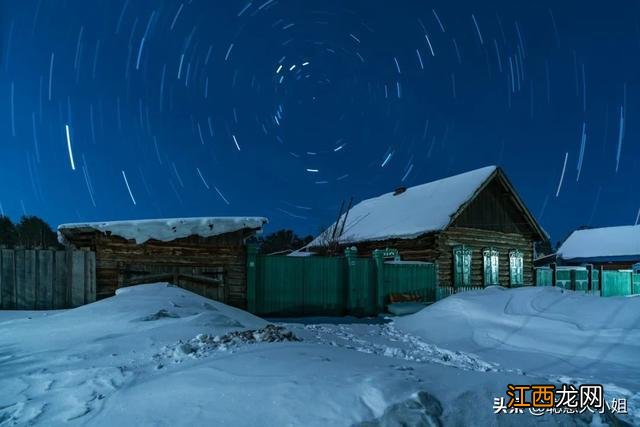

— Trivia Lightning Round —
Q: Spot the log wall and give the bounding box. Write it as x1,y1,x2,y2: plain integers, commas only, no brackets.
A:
437,227,534,286
62,230,252,309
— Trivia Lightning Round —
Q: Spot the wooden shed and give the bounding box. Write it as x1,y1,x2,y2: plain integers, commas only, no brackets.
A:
58,217,267,308
307,166,547,289
536,225,640,271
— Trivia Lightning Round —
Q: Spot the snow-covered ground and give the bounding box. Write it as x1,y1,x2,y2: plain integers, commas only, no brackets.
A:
0,284,636,426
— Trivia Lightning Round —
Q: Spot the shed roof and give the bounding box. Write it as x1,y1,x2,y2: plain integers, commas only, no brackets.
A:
557,225,640,261
307,165,545,247
58,217,268,245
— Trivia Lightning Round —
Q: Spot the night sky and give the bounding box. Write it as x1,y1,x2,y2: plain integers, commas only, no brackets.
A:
1,1,639,245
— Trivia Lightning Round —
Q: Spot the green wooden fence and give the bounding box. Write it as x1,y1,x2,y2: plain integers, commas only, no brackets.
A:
247,246,437,317
601,271,633,297
534,266,638,297
0,249,96,310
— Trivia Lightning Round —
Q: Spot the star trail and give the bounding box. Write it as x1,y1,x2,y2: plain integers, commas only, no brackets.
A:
0,0,639,244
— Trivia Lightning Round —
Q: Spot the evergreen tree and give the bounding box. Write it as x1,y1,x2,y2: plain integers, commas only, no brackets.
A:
15,216,60,249
0,216,17,248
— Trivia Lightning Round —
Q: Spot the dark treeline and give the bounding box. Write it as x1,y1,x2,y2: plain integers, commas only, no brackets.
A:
258,229,313,255
0,215,61,249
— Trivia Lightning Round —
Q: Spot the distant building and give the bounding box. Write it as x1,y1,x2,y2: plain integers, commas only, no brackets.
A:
537,225,640,270
58,217,267,308
307,166,547,287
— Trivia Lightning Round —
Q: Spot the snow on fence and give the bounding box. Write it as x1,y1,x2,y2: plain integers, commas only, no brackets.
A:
0,249,95,310
535,266,640,297
246,246,437,317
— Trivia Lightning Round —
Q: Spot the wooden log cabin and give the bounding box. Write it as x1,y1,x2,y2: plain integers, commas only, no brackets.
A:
306,166,547,289
57,217,267,308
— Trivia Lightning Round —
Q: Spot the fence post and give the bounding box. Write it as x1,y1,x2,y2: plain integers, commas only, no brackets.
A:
550,263,557,287
599,266,604,296
372,249,385,312
344,247,358,314
246,243,259,313
569,269,576,291
586,264,593,292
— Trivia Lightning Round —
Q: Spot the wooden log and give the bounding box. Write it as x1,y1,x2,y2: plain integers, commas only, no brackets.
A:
69,251,86,307
85,251,96,303
37,250,54,309
54,250,68,308
1,250,16,309
16,250,37,310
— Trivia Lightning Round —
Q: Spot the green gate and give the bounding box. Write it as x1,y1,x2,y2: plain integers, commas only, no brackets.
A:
247,245,437,317
253,255,347,316
601,271,633,297
382,261,437,303
535,267,553,286
345,255,376,316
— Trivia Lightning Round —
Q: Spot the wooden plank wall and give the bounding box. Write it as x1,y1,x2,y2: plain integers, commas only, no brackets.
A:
0,249,96,310
62,231,251,309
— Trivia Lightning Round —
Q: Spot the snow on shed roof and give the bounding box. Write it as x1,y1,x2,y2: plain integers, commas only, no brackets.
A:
557,225,640,261
308,166,498,246
58,217,268,245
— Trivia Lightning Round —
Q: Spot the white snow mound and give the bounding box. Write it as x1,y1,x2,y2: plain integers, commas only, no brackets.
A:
58,216,267,244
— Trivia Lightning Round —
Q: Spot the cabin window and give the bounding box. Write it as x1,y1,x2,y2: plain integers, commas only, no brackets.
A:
483,248,500,286
509,250,524,286
452,246,472,287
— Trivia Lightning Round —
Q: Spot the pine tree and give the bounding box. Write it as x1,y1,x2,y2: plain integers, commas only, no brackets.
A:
0,216,17,248
15,216,60,249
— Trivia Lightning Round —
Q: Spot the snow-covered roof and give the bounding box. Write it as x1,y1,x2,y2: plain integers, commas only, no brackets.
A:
308,166,498,246
287,249,317,257
557,225,640,261
58,217,268,245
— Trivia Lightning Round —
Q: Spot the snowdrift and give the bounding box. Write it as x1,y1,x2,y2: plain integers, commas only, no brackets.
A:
395,286,640,367
1,284,636,426
395,286,640,404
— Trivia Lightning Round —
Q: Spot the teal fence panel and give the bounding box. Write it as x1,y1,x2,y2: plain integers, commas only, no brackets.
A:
633,273,640,295
255,255,306,316
383,261,437,303
302,257,346,315
591,269,600,295
601,271,632,297
573,269,589,292
347,257,376,316
555,269,572,289
535,268,553,286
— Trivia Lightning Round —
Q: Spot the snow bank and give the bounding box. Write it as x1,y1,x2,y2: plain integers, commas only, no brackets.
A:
308,166,496,246
394,286,640,422
58,216,268,245
1,283,634,425
395,286,640,366
558,224,640,260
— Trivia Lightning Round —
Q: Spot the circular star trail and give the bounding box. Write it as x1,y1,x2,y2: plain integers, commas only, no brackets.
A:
0,0,639,243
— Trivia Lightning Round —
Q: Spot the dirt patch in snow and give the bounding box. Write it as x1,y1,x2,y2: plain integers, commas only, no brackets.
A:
154,324,301,366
